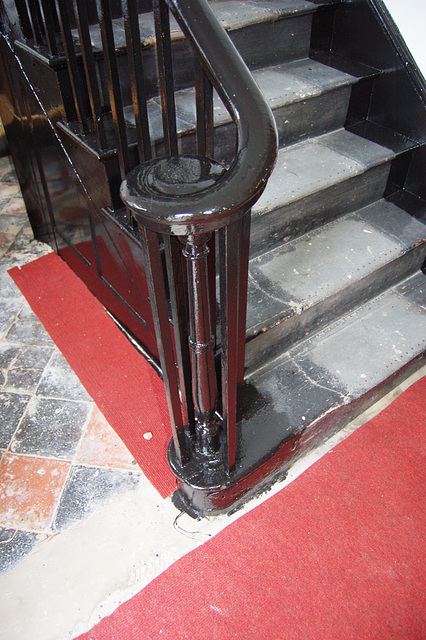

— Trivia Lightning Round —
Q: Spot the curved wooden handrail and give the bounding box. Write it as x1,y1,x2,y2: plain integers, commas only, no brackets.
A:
120,0,278,236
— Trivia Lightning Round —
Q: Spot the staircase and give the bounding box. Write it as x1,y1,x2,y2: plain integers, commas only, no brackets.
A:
0,0,425,516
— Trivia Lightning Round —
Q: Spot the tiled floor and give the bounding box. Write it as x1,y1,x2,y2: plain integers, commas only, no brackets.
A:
0,155,142,577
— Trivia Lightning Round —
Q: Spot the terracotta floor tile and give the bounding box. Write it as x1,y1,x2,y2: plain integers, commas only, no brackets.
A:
0,453,70,533
76,406,138,471
4,198,27,216
0,184,20,199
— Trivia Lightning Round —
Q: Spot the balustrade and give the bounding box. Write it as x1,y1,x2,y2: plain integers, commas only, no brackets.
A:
3,0,277,513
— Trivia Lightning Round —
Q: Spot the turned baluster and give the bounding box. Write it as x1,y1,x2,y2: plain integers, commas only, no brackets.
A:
182,233,220,458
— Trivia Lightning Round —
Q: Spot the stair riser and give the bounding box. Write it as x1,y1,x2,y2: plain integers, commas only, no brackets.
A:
161,83,354,166
229,14,312,70
275,84,352,146
245,241,426,374
250,162,391,257
94,13,314,112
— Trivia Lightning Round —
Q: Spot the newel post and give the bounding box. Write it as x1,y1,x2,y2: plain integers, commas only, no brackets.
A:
120,155,253,513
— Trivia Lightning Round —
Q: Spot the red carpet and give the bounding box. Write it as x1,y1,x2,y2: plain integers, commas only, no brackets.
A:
76,376,426,640
9,253,176,498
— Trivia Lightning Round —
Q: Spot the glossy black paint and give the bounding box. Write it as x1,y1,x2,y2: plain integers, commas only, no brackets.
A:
122,0,278,236
0,0,424,516
0,4,159,356
311,0,426,202
121,0,277,480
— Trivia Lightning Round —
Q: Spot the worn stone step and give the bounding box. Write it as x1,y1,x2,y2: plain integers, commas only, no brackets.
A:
85,0,333,60
245,198,426,373
59,56,358,180
236,271,426,483
122,57,358,149
79,0,335,114
250,128,401,256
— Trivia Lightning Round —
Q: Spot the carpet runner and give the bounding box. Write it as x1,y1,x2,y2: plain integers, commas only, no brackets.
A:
76,376,426,639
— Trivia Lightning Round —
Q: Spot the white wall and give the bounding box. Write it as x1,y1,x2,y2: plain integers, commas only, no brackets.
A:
384,0,426,77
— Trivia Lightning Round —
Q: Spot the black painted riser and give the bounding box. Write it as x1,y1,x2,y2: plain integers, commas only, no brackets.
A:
58,61,356,195
275,84,353,146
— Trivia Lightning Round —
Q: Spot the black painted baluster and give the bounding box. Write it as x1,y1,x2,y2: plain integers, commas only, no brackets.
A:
96,0,130,179
55,0,89,131
122,0,152,163
183,233,220,458
15,0,34,40
236,211,251,386
153,0,178,156
140,227,188,466
219,213,250,471
164,235,194,436
195,58,214,158
26,0,46,46
73,0,108,149
39,0,58,55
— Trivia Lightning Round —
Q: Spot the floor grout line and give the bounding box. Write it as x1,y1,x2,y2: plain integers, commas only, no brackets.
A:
0,168,143,564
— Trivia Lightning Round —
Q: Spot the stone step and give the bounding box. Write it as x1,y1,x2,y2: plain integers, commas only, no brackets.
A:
123,57,358,150
59,56,359,179
84,0,334,62
245,199,426,373
234,270,426,486
250,128,401,256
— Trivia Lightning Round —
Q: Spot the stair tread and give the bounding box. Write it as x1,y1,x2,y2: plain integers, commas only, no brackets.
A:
239,271,426,472
248,271,426,409
246,199,426,338
83,0,330,52
290,273,426,394
122,57,357,138
64,57,357,159
252,128,395,218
